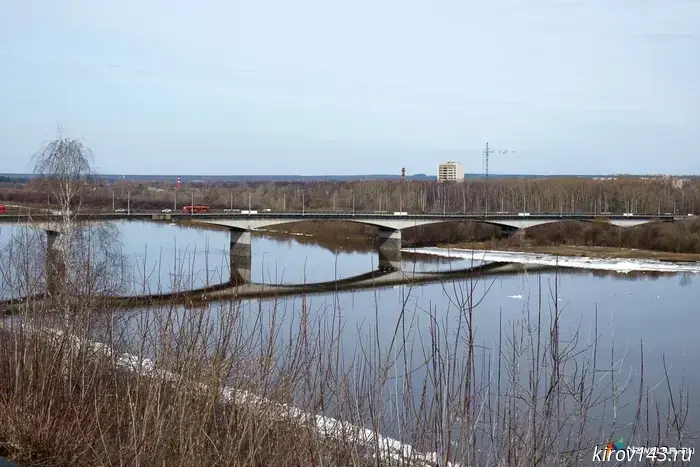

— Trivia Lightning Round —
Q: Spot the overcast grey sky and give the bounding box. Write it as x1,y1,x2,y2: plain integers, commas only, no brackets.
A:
1,0,699,175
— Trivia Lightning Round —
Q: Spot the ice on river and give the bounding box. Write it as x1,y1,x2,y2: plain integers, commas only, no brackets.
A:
403,247,700,274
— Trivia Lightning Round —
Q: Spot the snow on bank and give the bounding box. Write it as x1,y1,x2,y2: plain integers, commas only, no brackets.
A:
10,323,457,467
403,247,700,274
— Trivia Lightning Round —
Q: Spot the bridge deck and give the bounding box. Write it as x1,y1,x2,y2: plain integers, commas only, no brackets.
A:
0,211,676,232
0,210,677,222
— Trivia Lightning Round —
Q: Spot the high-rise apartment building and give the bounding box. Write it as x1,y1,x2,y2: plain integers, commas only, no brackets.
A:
437,161,464,182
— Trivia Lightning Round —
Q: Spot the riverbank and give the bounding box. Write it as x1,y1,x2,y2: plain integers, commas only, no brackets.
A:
0,321,423,467
407,246,700,274
437,243,700,262
0,323,449,467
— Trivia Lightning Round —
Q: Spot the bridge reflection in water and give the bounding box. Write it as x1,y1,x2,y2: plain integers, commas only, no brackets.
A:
106,260,556,309
1,257,687,314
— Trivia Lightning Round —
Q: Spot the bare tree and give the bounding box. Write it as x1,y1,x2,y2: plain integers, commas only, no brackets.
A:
29,130,129,305
33,131,95,225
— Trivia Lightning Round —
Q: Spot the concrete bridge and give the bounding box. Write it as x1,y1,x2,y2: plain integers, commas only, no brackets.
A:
0,210,677,232
176,211,673,231
0,211,676,296
175,212,672,285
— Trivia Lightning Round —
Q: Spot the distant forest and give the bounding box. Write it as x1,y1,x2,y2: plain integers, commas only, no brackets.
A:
2,175,699,214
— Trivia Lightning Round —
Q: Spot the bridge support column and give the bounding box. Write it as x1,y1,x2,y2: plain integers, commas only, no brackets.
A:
501,227,525,241
377,228,402,270
46,230,65,296
229,230,252,284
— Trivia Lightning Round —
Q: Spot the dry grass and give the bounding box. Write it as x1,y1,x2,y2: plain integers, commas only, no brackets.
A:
0,323,366,467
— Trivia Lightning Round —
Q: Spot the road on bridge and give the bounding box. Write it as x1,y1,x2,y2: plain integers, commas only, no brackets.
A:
0,207,680,223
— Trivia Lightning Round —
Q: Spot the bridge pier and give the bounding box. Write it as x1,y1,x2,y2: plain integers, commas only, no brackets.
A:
501,227,525,241
377,228,402,270
46,230,65,296
229,230,252,284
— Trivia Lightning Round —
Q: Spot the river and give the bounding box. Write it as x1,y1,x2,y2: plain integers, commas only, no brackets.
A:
1,220,699,455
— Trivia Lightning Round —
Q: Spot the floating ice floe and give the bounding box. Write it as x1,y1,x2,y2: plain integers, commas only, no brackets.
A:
403,248,700,274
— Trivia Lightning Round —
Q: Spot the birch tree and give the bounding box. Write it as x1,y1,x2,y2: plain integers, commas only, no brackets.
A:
32,131,129,304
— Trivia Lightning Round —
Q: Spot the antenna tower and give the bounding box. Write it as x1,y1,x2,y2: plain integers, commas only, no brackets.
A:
484,142,515,180
484,143,493,180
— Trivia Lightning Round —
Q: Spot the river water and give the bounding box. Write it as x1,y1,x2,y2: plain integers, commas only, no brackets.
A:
2,220,699,453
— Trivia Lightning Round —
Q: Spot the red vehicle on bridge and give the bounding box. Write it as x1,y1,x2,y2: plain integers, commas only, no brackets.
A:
183,205,209,214
0,205,7,214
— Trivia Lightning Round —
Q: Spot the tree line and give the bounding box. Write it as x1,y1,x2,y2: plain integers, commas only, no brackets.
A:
2,176,699,215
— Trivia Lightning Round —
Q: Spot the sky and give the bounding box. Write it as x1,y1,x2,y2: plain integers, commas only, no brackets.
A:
1,0,699,176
